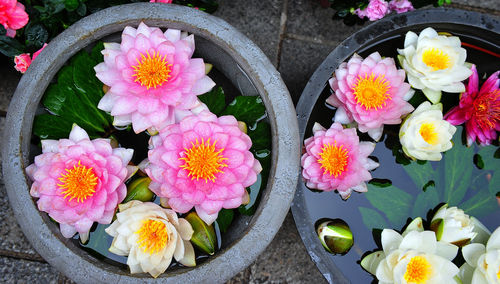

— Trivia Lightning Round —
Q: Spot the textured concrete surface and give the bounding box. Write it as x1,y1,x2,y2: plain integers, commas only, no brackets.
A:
0,0,499,283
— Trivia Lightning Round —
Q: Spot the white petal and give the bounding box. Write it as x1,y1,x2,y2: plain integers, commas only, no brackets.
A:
422,88,442,104
436,241,458,260
312,122,326,133
173,232,185,261
69,124,90,142
125,165,138,181
112,148,134,165
177,218,194,240
381,229,403,255
334,107,351,124
402,217,424,237
458,263,475,284
367,127,383,141
361,251,385,275
486,227,500,250
404,31,418,48
41,140,58,153
471,267,489,284
463,243,486,267
471,217,491,245
177,240,196,267
400,231,436,253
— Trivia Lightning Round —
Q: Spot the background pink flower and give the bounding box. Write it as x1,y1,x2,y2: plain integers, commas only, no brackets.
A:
327,52,415,140
355,0,390,21
95,22,215,133
32,43,47,60
445,65,500,146
0,0,28,37
26,125,134,242
301,122,378,200
389,0,414,13
14,53,30,73
145,111,262,225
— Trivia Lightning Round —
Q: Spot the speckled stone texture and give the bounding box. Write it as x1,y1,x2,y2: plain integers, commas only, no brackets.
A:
0,1,499,283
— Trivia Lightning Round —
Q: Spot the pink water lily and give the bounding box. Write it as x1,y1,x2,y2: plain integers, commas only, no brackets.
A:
145,111,262,225
0,0,28,37
95,22,215,134
26,125,135,242
327,52,415,140
301,122,379,200
444,65,500,146
355,0,390,21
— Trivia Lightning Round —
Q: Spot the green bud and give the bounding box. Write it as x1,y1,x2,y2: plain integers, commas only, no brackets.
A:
430,218,444,241
316,219,353,255
237,121,247,134
205,63,213,74
123,177,155,203
185,212,217,255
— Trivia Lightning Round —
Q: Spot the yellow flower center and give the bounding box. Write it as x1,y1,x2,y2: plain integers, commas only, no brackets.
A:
497,264,500,280
353,73,392,110
132,50,172,89
58,161,98,203
474,89,500,130
419,123,439,145
404,256,432,283
317,143,349,177
179,138,228,182
136,219,169,255
422,48,450,71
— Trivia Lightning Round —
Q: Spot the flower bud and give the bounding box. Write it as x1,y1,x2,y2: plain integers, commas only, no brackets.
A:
185,212,217,255
123,177,155,203
430,204,477,247
316,219,353,254
237,121,247,134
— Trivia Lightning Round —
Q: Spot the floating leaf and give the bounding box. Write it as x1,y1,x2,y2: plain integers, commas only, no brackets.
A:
442,127,474,205
248,121,271,151
222,96,266,127
403,161,435,191
239,149,271,215
359,207,388,230
489,172,500,196
411,188,439,218
198,86,225,115
477,146,500,171
33,114,73,139
215,208,234,233
460,190,497,217
368,178,392,188
365,184,412,227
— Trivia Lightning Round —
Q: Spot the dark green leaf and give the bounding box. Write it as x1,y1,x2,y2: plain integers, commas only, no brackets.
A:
76,2,87,16
198,87,225,116
90,41,104,63
365,184,412,227
477,146,500,171
33,114,73,139
473,154,484,169
422,180,435,192
442,127,474,205
248,121,271,151
368,178,392,188
222,96,266,127
359,207,388,230
0,34,24,57
42,84,66,115
411,187,439,218
44,0,65,14
64,0,79,11
460,190,497,217
215,209,234,233
402,161,434,190
25,24,49,48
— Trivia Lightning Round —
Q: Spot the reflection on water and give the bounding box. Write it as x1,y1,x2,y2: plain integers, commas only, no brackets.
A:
301,30,500,283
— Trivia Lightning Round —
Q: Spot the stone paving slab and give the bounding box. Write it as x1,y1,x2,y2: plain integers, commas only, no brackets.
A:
0,257,59,284
214,0,284,66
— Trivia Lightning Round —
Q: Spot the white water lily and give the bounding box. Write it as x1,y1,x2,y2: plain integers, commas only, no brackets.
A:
362,228,460,284
399,102,456,161
460,227,500,284
431,204,477,246
397,27,472,103
105,200,195,278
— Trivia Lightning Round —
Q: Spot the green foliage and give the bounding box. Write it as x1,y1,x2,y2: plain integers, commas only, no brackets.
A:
33,43,112,139
1,0,218,58
215,209,234,233
359,207,388,230
198,87,225,115
365,184,412,227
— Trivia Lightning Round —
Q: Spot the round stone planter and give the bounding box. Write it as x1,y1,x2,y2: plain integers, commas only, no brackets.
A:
291,8,499,283
2,3,299,283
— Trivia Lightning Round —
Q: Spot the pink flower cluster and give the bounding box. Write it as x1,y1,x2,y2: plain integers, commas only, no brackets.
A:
26,125,134,242
0,0,28,37
14,43,47,74
355,0,414,21
145,111,262,225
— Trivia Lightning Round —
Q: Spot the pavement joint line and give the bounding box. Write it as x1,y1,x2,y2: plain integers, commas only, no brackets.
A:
448,3,500,16
276,0,289,69
284,32,339,47
0,248,46,263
